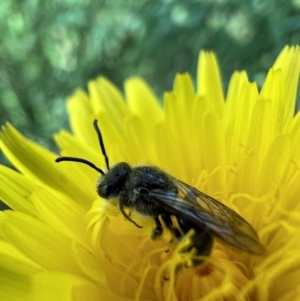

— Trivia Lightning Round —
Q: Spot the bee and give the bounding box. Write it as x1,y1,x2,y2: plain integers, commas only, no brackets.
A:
56,120,265,262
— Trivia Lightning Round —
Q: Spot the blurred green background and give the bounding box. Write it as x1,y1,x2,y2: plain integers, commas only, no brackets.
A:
1,0,300,209
1,0,300,155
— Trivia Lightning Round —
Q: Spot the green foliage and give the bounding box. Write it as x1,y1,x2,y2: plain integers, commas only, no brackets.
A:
1,0,300,150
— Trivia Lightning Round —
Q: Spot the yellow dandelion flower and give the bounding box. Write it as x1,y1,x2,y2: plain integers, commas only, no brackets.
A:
1,46,300,301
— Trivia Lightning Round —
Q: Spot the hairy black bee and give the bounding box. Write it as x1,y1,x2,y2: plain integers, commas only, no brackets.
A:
56,120,265,262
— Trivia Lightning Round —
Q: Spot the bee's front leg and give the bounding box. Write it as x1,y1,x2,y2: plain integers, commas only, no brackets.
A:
151,216,163,239
119,191,143,228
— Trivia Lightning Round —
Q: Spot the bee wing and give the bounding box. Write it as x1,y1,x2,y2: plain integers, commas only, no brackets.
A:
147,179,265,255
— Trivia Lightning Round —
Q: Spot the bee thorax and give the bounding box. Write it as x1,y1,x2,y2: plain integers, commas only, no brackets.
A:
123,188,161,216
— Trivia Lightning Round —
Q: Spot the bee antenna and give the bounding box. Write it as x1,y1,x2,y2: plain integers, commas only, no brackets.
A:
93,119,110,170
55,157,105,175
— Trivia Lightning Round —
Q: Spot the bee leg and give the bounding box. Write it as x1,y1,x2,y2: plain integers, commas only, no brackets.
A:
151,216,163,239
119,192,143,228
160,214,182,240
177,218,213,261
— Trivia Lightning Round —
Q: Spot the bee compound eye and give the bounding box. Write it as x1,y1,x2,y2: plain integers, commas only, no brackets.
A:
98,184,113,198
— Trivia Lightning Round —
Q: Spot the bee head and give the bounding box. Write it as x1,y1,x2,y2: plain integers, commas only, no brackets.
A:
55,119,125,199
96,162,131,199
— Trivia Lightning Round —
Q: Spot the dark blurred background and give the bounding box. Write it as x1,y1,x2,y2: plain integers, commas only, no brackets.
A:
1,0,300,155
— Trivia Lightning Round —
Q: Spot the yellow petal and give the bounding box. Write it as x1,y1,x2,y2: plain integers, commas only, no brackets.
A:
0,124,93,209
31,186,88,248
272,46,300,125
125,77,163,131
72,242,107,285
67,89,94,145
29,272,108,301
0,165,37,216
1,211,80,274
197,51,225,118
0,240,43,275
0,271,30,301
199,111,226,193
89,76,129,128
